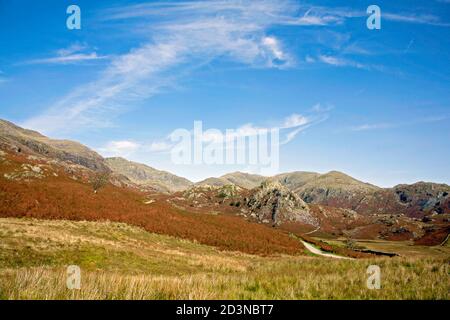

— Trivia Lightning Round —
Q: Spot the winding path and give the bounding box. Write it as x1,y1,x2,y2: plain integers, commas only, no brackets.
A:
304,225,320,235
301,240,353,260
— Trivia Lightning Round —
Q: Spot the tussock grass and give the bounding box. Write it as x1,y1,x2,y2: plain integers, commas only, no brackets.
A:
0,218,254,275
1,258,448,300
0,218,448,300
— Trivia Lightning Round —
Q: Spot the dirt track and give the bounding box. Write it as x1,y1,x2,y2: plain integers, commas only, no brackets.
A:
301,240,353,260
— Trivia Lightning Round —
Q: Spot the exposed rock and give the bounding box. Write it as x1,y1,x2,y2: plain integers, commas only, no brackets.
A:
342,209,358,219
183,184,242,203
216,184,242,199
4,163,46,181
391,182,450,216
377,215,398,226
272,170,450,218
243,180,317,226
390,226,409,234
293,171,380,211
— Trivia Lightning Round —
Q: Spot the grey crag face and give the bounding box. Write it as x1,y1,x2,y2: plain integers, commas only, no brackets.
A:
242,180,316,227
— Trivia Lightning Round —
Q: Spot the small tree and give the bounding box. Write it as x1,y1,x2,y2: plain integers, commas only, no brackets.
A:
344,236,357,250
91,172,109,194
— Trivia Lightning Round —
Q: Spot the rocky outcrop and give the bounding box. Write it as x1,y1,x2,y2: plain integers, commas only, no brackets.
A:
182,184,242,205
298,181,450,218
242,180,317,226
391,182,450,216
275,170,450,218
3,163,46,181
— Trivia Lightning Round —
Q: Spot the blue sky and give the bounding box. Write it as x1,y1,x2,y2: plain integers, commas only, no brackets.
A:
0,0,449,186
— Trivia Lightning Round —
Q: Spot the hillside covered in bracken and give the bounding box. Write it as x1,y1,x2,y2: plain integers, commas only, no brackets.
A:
0,150,303,255
1,118,449,251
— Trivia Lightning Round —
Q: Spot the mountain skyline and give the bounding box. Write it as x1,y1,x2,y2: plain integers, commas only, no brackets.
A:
2,117,449,198
2,116,449,233
1,0,449,186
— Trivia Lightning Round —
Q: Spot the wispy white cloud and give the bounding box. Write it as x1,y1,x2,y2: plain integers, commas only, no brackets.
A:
98,140,140,157
383,12,450,27
145,105,329,151
24,43,108,65
149,141,173,152
350,123,392,132
282,113,309,128
261,36,291,66
350,116,448,132
288,6,450,27
288,7,346,26
63,104,330,163
311,103,334,113
56,43,88,56
27,53,107,65
317,55,369,70
318,55,346,66
280,110,328,144
305,55,316,63
22,1,449,136
23,0,298,135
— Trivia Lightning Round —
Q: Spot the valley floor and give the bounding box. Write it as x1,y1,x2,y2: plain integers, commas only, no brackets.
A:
0,218,448,300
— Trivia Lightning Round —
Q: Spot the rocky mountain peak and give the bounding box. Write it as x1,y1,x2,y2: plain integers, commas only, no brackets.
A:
242,180,317,227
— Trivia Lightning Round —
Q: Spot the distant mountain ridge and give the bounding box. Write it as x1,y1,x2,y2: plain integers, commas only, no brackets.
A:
0,119,108,172
273,171,321,190
194,169,449,217
105,157,192,193
273,170,449,217
1,118,449,217
196,172,266,189
0,119,193,193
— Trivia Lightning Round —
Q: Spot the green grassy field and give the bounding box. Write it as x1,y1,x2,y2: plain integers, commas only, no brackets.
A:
0,218,448,300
